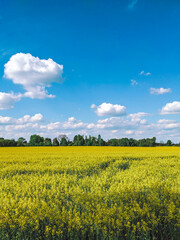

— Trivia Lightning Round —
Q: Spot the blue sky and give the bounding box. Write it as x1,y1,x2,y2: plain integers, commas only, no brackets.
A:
0,0,180,142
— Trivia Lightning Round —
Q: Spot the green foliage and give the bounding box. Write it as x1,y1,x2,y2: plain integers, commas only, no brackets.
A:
73,135,85,146
118,138,130,146
167,140,172,146
52,137,59,146
138,137,156,147
44,138,52,146
60,137,68,146
98,134,105,146
17,137,27,146
0,138,17,147
29,134,44,146
0,134,178,147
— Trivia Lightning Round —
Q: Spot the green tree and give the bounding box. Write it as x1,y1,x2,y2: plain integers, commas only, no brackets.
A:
44,138,52,146
0,138,5,147
137,138,147,147
68,141,73,146
129,138,137,146
60,137,68,146
150,137,156,147
98,134,105,146
17,137,27,146
118,138,130,146
58,135,68,144
73,135,85,146
52,137,59,146
29,135,44,146
166,140,172,146
108,138,118,146
90,136,98,146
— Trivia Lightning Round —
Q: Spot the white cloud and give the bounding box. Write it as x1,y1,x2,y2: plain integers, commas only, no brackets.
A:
62,117,87,129
40,122,61,131
4,53,63,99
5,123,39,132
0,116,14,124
157,119,176,124
139,70,151,76
161,101,180,115
157,119,180,130
0,113,43,126
40,117,87,131
87,123,96,129
125,130,133,135
91,103,126,117
23,86,55,99
0,92,22,110
1,112,180,143
90,104,96,109
131,79,138,86
127,112,149,126
112,130,118,133
31,113,43,122
95,115,148,130
0,113,45,139
150,88,171,95
128,112,150,119
17,113,43,124
68,117,76,122
139,119,147,124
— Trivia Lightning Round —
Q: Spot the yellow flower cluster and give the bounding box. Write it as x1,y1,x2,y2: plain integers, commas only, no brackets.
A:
0,146,179,239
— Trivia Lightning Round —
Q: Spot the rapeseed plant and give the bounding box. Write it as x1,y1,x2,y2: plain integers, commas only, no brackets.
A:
0,147,179,239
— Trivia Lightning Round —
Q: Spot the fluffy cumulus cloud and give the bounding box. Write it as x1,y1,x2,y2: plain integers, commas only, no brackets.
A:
23,86,55,99
40,122,61,131
4,53,63,99
157,119,180,130
160,101,180,115
91,103,126,117
95,117,127,129
62,117,87,129
0,115,14,124
150,87,171,95
0,113,43,125
40,117,87,131
94,116,148,130
0,113,44,138
1,112,180,142
0,92,22,110
16,113,43,124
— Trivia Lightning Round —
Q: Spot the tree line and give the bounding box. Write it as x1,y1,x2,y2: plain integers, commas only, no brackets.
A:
0,135,176,147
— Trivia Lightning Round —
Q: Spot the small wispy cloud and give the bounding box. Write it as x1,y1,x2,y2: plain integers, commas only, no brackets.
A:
128,0,138,9
0,49,15,59
150,88,171,95
139,70,151,76
131,79,138,86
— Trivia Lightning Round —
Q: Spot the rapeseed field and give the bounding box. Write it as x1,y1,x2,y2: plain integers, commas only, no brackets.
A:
0,147,179,239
